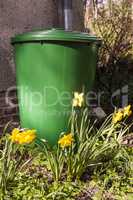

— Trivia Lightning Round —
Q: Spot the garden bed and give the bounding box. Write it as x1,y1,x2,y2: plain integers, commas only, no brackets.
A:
0,93,133,200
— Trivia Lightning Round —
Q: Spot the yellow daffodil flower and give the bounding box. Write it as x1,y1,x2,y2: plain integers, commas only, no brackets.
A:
72,92,84,107
123,105,132,117
112,110,123,124
9,128,36,144
112,104,132,124
58,133,74,148
9,128,21,143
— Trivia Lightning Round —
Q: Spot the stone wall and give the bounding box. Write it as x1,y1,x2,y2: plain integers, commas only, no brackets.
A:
0,89,19,132
0,0,58,91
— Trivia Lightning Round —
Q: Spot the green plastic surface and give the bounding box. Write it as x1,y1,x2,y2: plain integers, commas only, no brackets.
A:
12,29,101,145
11,28,101,43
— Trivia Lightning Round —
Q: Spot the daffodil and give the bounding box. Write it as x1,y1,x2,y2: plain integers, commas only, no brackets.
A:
112,110,123,124
123,105,132,117
58,133,74,148
72,92,84,107
9,128,36,144
112,105,132,124
9,128,21,143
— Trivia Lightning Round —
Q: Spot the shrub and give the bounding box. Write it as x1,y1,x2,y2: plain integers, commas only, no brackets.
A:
85,0,133,110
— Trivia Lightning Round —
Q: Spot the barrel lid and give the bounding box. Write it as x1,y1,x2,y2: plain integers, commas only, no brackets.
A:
11,28,101,44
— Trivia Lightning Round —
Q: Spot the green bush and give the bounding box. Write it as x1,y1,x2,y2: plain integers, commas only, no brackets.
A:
85,0,133,111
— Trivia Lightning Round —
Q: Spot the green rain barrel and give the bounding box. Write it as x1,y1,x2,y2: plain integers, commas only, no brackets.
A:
11,28,101,145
